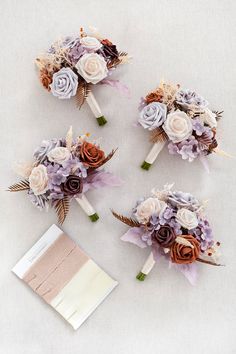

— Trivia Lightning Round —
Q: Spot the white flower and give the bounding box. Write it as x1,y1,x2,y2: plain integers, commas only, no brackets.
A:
80,36,102,51
200,108,217,128
47,147,71,165
29,165,49,196
176,208,198,230
163,111,193,143
135,197,167,224
75,53,108,84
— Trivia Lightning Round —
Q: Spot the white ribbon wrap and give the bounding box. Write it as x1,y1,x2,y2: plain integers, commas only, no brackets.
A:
75,194,95,217
141,252,156,275
86,92,102,118
145,141,166,164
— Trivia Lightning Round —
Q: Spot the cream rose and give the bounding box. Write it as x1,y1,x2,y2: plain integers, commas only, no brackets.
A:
75,53,108,84
163,111,193,143
135,197,167,224
80,36,102,51
176,208,198,230
47,147,71,165
29,165,49,196
200,108,217,128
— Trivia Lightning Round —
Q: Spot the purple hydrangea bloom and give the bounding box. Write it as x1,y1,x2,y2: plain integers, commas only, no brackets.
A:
176,89,208,109
192,119,206,136
168,136,202,162
66,37,88,64
190,218,214,251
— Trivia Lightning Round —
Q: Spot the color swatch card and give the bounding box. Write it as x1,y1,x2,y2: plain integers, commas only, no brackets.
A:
12,224,118,330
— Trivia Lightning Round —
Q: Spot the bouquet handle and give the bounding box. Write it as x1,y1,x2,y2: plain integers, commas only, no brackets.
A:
86,91,107,126
136,252,156,281
141,141,166,170
75,194,99,222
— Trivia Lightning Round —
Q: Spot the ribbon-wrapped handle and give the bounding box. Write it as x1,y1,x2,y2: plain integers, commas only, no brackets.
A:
86,92,107,126
75,194,99,222
136,252,156,281
141,141,166,170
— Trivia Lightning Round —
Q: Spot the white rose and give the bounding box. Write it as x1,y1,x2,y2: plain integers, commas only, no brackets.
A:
176,208,198,230
163,111,193,143
29,165,48,196
80,36,102,51
200,108,217,128
47,147,71,165
135,197,167,224
75,53,108,84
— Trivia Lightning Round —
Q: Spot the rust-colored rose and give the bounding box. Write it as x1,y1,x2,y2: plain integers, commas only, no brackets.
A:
62,175,83,196
80,142,105,168
145,89,163,104
152,225,176,248
170,235,200,264
40,69,52,91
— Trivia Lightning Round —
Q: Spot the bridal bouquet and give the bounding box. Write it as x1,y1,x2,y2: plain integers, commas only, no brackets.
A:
36,27,129,126
139,81,223,171
8,128,121,224
112,185,222,285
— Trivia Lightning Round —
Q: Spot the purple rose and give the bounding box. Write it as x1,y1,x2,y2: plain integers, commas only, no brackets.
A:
138,102,167,130
50,68,78,99
152,225,176,248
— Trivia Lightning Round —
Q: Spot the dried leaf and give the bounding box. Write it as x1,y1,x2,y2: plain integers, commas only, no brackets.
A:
76,81,91,109
213,110,223,121
54,196,70,224
66,126,73,150
111,210,140,228
95,149,117,168
8,180,30,192
107,57,121,69
150,127,168,143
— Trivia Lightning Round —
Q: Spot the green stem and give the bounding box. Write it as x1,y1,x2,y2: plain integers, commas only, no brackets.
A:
141,161,152,170
96,116,107,126
136,272,147,281
89,213,99,222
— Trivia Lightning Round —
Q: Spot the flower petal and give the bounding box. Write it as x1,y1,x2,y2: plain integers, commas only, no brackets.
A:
121,227,147,248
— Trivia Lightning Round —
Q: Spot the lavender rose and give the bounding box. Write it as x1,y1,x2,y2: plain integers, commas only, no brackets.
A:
50,68,78,99
34,139,59,162
62,175,83,196
138,102,167,131
152,225,176,248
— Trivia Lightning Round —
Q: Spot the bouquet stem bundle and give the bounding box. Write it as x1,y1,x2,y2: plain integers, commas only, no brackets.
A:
75,194,99,222
86,92,107,126
136,252,155,281
141,141,166,170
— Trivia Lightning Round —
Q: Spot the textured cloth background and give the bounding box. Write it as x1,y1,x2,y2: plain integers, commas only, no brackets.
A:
0,0,236,353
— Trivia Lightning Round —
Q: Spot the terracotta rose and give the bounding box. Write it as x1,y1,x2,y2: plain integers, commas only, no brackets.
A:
170,235,200,264
80,142,105,168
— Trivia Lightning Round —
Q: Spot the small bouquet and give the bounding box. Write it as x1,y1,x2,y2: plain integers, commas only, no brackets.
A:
112,184,222,285
8,127,121,224
139,81,224,171
36,27,129,126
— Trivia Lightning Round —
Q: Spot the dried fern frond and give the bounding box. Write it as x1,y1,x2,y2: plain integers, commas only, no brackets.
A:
197,257,222,266
107,57,121,69
213,110,223,121
150,127,168,143
8,180,30,192
54,196,70,224
66,126,73,150
76,81,91,108
96,149,117,168
111,210,140,227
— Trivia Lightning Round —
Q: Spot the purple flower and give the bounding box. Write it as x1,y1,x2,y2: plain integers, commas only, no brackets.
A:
176,89,208,109
168,190,200,210
192,119,206,136
168,136,202,162
66,38,88,64
190,218,214,251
